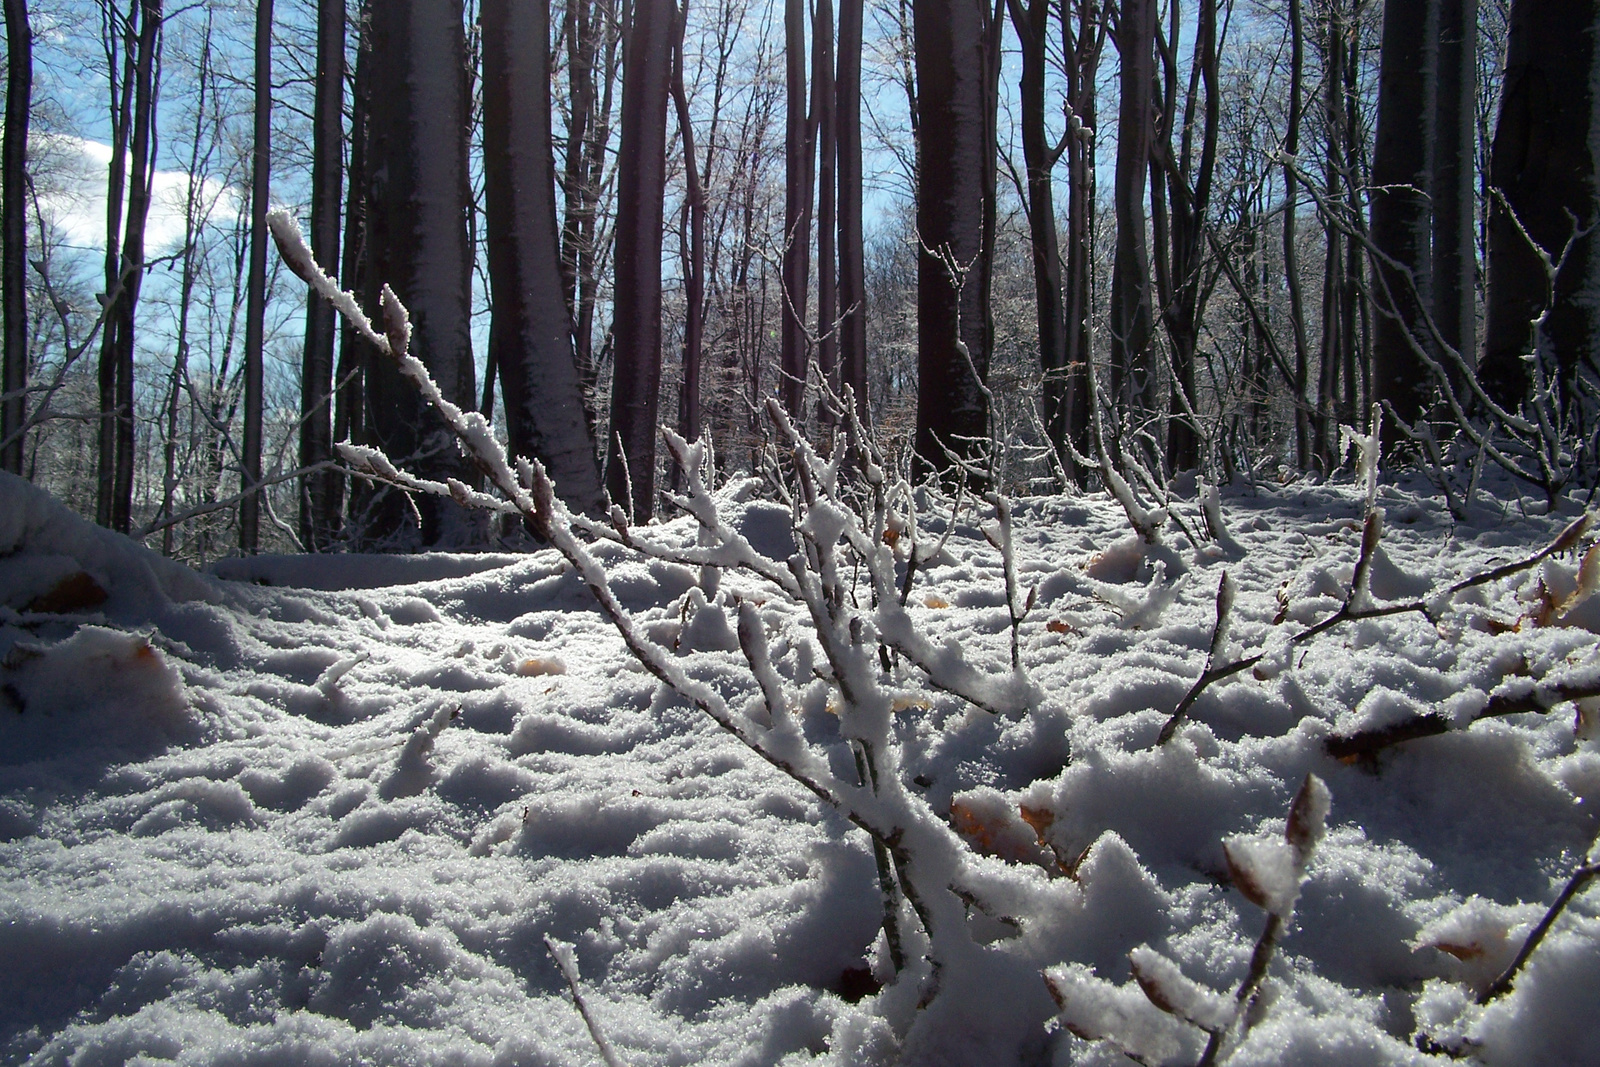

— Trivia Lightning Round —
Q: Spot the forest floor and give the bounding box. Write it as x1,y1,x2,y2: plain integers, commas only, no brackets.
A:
1,467,1597,1066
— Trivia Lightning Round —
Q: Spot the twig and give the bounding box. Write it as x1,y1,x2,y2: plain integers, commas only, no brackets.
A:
1477,849,1600,1005
544,935,630,1067
1158,514,1592,745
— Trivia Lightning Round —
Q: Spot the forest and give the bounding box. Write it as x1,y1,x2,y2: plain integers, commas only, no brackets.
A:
1,0,1592,554
3,1,1600,1066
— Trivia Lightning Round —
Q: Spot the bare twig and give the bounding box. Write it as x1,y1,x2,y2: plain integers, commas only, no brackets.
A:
1477,847,1600,1005
1159,514,1592,746
543,935,630,1067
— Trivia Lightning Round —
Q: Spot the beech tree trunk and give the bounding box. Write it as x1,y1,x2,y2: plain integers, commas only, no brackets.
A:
1109,0,1155,420
836,0,869,424
1481,0,1599,412
1,0,29,475
1061,0,1100,478
334,0,371,486
1007,0,1068,473
483,0,605,516
1148,0,1219,472
605,0,674,521
1431,0,1475,387
1369,0,1436,445
239,0,272,554
912,0,997,478
780,0,813,418
298,0,343,549
669,0,706,449
98,0,159,534
814,0,838,413
363,0,479,546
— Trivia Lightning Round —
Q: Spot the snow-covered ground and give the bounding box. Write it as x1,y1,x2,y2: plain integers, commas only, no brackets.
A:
2,466,1597,1066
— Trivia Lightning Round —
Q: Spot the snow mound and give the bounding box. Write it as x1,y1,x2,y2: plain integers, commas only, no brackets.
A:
0,471,215,614
1,625,194,763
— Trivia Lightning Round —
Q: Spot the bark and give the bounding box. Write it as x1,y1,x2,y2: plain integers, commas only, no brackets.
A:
99,0,159,534
669,0,706,448
780,0,813,418
483,0,605,516
239,0,272,555
1369,0,1436,445
605,0,674,521
1006,0,1068,472
335,0,370,476
836,0,868,424
161,16,211,557
559,0,621,431
1283,0,1312,468
363,0,478,546
1061,0,1100,478
1431,0,1475,387
96,1,135,528
1481,0,1599,411
814,0,838,412
298,0,344,549
912,0,998,478
1149,0,1218,472
1,0,30,475
1109,0,1155,421
1313,0,1353,469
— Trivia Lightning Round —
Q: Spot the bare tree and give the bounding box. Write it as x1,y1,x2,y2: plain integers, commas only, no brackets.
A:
1148,0,1221,471
1,0,29,475
97,0,161,533
1369,0,1435,446
669,0,707,451
482,0,605,516
605,0,675,520
836,0,868,424
779,0,813,418
239,0,273,554
362,0,479,545
1005,0,1069,474
1108,0,1155,422
1481,0,1599,412
912,0,999,477
298,0,344,549
1431,0,1475,392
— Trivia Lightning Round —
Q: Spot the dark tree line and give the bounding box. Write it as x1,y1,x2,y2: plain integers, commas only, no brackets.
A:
3,0,1599,554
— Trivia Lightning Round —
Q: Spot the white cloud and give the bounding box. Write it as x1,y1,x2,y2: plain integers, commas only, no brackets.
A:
30,135,245,254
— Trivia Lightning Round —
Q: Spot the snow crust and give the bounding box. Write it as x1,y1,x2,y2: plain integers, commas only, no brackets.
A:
2,470,1599,1065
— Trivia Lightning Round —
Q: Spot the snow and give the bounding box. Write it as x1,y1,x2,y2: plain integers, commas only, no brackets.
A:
3,467,1600,1066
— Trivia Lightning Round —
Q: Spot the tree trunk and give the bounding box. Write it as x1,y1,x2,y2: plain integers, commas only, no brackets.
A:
239,0,272,554
780,0,813,418
363,0,479,546
1431,0,1475,391
836,0,868,425
1006,0,1068,474
814,0,838,415
96,2,135,528
335,0,370,483
605,0,675,521
100,0,159,534
1150,0,1218,473
1481,0,1599,411
1,0,30,475
1282,0,1312,468
299,0,343,549
913,0,997,478
483,0,605,516
1369,0,1436,446
1062,0,1101,478
1109,0,1155,422
669,0,706,448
